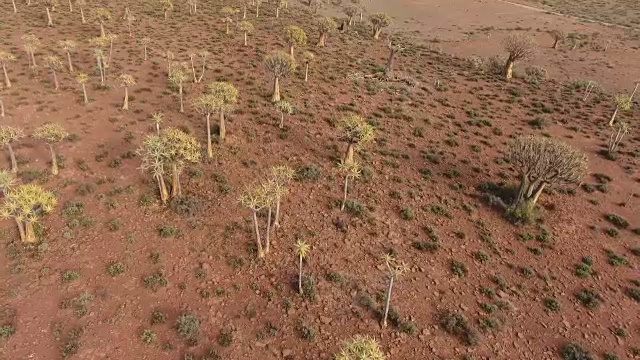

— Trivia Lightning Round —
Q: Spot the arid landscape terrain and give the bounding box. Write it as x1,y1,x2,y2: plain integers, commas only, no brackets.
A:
0,0,638,359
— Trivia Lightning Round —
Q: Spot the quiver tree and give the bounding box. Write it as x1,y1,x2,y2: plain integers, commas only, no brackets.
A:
294,239,310,294
169,62,189,113
385,41,404,77
255,0,262,17
119,74,136,110
139,134,170,203
275,101,293,129
140,37,151,61
302,51,314,82
284,25,307,58
0,184,57,243
351,0,363,21
549,30,565,49
188,0,197,15
240,185,269,258
508,136,588,215
0,52,16,88
221,7,236,34
343,5,357,26
264,51,296,102
33,123,68,175
151,112,164,134
608,122,629,155
207,82,239,143
76,0,86,23
159,0,173,20
238,21,254,46
269,165,294,228
502,34,537,80
275,0,285,18
309,0,323,13
94,7,111,37
0,126,25,173
89,36,109,85
193,94,219,157
339,113,375,162
164,50,175,75
58,39,77,72
43,55,64,91
124,11,136,37
316,17,337,47
262,182,277,254
335,335,386,360
44,0,58,26
12,0,17,13
608,84,637,126
369,12,391,39
381,254,408,328
338,159,361,210
162,128,201,198
105,33,118,65
21,34,40,69
196,51,209,82
0,170,16,196
76,72,89,104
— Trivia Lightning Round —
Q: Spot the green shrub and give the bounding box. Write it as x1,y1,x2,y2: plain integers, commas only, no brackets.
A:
560,343,593,360
575,289,602,309
439,310,479,346
604,214,629,228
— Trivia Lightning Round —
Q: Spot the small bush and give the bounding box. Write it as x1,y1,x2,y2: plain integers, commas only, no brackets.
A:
0,324,16,339
543,297,560,312
625,287,640,302
606,251,628,266
151,310,168,325
524,65,548,84
61,270,81,283
158,225,182,238
169,195,200,217
575,263,595,278
604,214,629,229
560,343,594,360
141,329,156,344
412,240,440,253
450,260,468,277
439,310,480,346
400,208,414,220
176,314,200,341
296,164,322,182
107,262,125,276
575,289,602,309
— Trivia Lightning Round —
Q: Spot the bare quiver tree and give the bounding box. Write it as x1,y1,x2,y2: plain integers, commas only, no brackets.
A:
264,52,296,102
169,62,189,113
608,83,637,127
94,7,112,37
188,0,197,15
240,185,268,258
125,10,136,37
193,94,219,157
275,101,293,129
549,30,565,49
151,112,163,134
21,35,41,69
508,136,587,219
44,0,58,26
0,126,26,173
238,21,254,46
159,0,174,20
608,122,629,156
119,74,136,110
338,159,361,210
316,17,337,47
76,0,87,23
335,335,386,360
369,12,391,40
43,55,64,90
33,123,69,175
207,82,239,143
220,6,236,34
302,51,314,82
89,37,109,85
0,52,16,88
344,6,358,26
339,113,375,162
502,34,537,80
294,239,310,294
385,41,404,77
269,165,295,228
381,254,408,328
140,37,151,61
284,25,307,58
76,73,89,104
58,40,77,72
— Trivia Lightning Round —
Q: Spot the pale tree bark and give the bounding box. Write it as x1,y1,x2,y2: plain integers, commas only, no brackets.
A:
49,144,58,175
271,76,280,102
0,100,4,118
68,0,72,12
304,63,309,82
317,33,327,47
25,221,35,243
2,65,11,88
46,7,53,26
279,111,284,128
80,7,85,23
52,70,59,90
345,143,354,162
122,87,129,110
373,28,382,39
298,254,303,294
12,0,17,13
244,32,248,46
8,144,17,172
100,22,105,37
385,46,396,76
265,206,272,253
219,109,226,142
274,196,282,228
66,51,73,72
81,83,88,104
143,45,148,61
170,164,181,197
206,113,213,157
190,55,197,83
156,174,169,203
504,59,514,80
15,218,26,242
253,210,264,258
178,83,184,113
341,174,349,210
256,3,259,17
381,275,394,327
30,51,37,68
276,7,279,18
198,57,206,82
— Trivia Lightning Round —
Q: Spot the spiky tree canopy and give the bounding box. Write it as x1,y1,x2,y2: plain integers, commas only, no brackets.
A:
220,6,236,17
0,52,16,64
239,185,269,211
159,0,174,11
0,184,57,223
338,158,361,177
94,7,112,22
343,5,358,18
549,30,565,41
317,17,337,34
294,239,311,258
508,136,588,187
370,12,391,28
302,51,315,64
275,101,293,114
140,37,151,46
264,52,296,78
0,126,25,146
33,123,68,143
270,165,295,186
89,36,110,49
169,62,190,85
193,93,220,115
59,40,78,52
21,34,41,52
285,25,307,47
119,74,136,87
339,114,375,145
43,55,64,70
614,94,633,111
139,134,169,178
76,73,88,84
162,128,201,168
207,82,239,110
334,335,386,360
0,170,16,192
503,34,537,61
238,20,254,33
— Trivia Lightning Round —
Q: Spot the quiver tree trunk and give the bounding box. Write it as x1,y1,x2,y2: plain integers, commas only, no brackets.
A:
219,109,226,142
143,45,148,61
52,70,59,90
122,87,129,110
385,47,396,76
48,143,59,175
8,144,18,173
100,22,105,37
341,174,349,210
15,218,26,242
317,32,327,47
256,4,259,17
46,7,53,26
68,0,73,12
513,174,547,208
170,164,181,197
30,51,37,68
244,31,248,46
156,174,169,203
274,195,282,228
164,10,168,20
206,113,213,157
298,254,303,294
178,83,184,113
373,27,382,39
81,83,88,104
80,7,85,23
504,57,515,80
12,0,17,13
2,65,11,88
190,56,197,83
0,100,4,117
198,59,206,82
243,5,247,18
288,44,294,57
382,275,394,327
265,206,272,253
344,142,354,162
304,62,309,82
279,112,284,128
252,210,264,258
271,76,280,102
608,106,619,127
226,22,230,34
276,7,279,18
66,51,73,72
